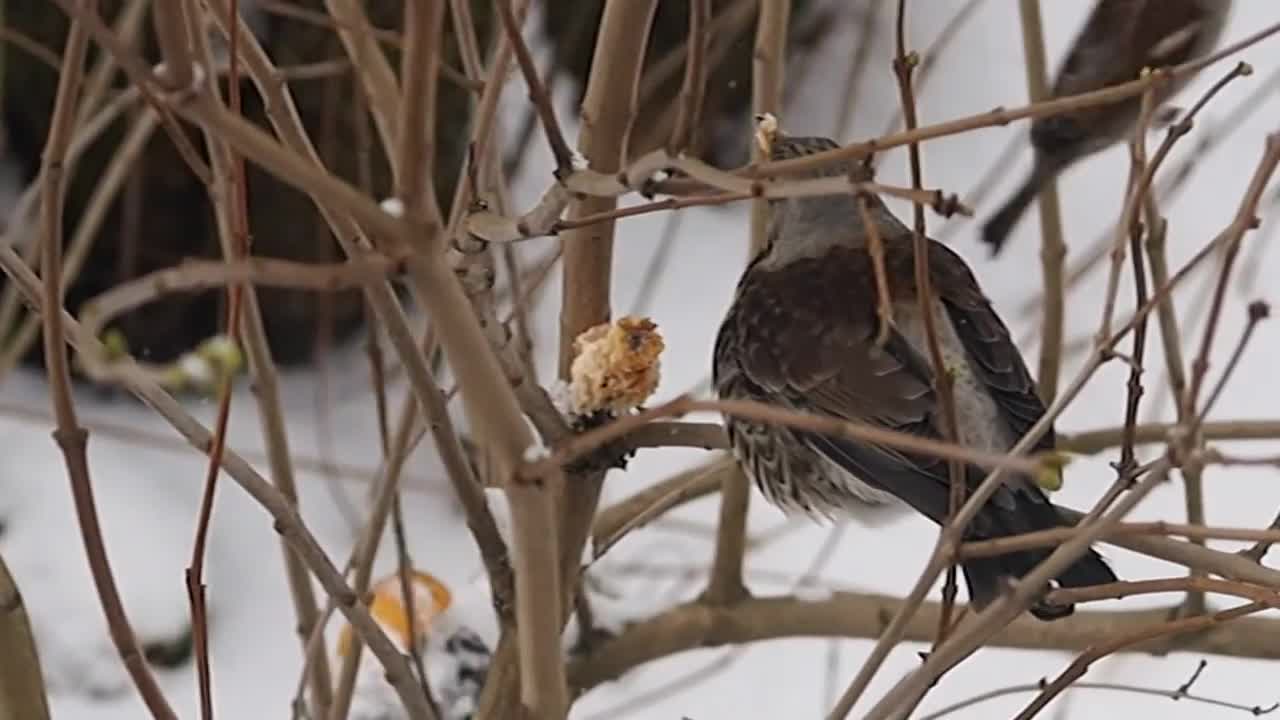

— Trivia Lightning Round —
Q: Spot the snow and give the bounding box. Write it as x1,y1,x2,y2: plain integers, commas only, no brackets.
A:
0,435,199,699
546,378,574,417
379,198,406,218
521,442,550,463
4,1,1280,718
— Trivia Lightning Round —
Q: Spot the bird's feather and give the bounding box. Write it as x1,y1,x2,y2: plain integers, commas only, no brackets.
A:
1038,0,1228,159
722,237,1061,534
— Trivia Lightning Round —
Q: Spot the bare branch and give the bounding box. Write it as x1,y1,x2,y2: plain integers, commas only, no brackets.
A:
667,0,710,155
495,0,574,174
763,22,1280,178
1016,0,1067,402
0,244,433,718
37,3,177,716
1015,602,1267,719
569,590,1280,694
0,552,51,720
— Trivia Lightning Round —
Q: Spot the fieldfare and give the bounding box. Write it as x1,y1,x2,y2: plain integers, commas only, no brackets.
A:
714,133,1117,619
981,0,1233,254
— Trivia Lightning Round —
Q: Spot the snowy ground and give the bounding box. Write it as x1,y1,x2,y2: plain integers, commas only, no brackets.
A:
3,1,1280,718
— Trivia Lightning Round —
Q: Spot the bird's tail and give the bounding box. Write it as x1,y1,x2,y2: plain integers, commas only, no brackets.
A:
980,156,1062,256
959,494,1117,622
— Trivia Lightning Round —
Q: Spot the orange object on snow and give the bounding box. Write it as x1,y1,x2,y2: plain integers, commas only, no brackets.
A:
336,569,453,657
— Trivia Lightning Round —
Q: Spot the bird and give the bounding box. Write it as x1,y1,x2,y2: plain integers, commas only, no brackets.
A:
338,569,492,720
713,131,1118,620
980,0,1234,255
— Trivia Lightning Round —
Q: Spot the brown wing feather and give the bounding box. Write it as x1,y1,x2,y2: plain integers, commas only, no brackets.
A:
731,248,935,439
1044,0,1219,154
722,237,1070,520
925,240,1056,454
1055,0,1208,96
723,246,999,528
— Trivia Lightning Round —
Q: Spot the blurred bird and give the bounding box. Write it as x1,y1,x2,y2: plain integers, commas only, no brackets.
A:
338,570,491,720
714,132,1117,619
980,0,1233,254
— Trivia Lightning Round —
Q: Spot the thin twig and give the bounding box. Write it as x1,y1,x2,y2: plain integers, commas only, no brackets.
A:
37,3,177,717
177,1,248,713
0,0,152,379
823,135,1280,715
2,243,434,716
1014,602,1268,720
888,0,965,653
0,107,159,379
203,3,339,714
1139,175,1214,614
1198,301,1271,425
856,195,895,346
920,676,1277,720
1097,62,1254,344
864,463,1173,720
1062,418,1280,454
494,0,574,175
204,7,519,646
389,0,570,713
861,124,1280,720
468,177,964,243
668,0,711,155
1242,504,1280,564
1113,97,1155,488
1045,576,1280,608
390,494,437,715
960,522,1280,559
764,22,1280,178
0,400,438,488
876,0,988,140
522,395,1043,482
328,399,422,720
1016,0,1067,403
1014,62,1280,326
1186,148,1277,418
323,0,401,166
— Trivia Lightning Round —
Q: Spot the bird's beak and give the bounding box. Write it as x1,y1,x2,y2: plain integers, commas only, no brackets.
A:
754,112,779,155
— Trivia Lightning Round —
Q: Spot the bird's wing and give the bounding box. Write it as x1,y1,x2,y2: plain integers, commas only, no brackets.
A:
1135,0,1223,68
926,240,1055,455
1055,0,1215,97
1053,0,1146,97
730,249,1014,528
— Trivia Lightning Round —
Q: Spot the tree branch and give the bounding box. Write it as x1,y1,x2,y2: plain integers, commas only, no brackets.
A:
38,3,176,716
568,590,1280,693
1016,0,1067,403
0,551,50,720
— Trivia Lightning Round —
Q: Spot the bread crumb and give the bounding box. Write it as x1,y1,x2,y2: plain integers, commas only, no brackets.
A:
569,316,665,416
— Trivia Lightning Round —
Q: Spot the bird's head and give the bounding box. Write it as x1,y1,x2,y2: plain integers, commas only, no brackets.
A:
764,131,873,182
752,126,901,267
